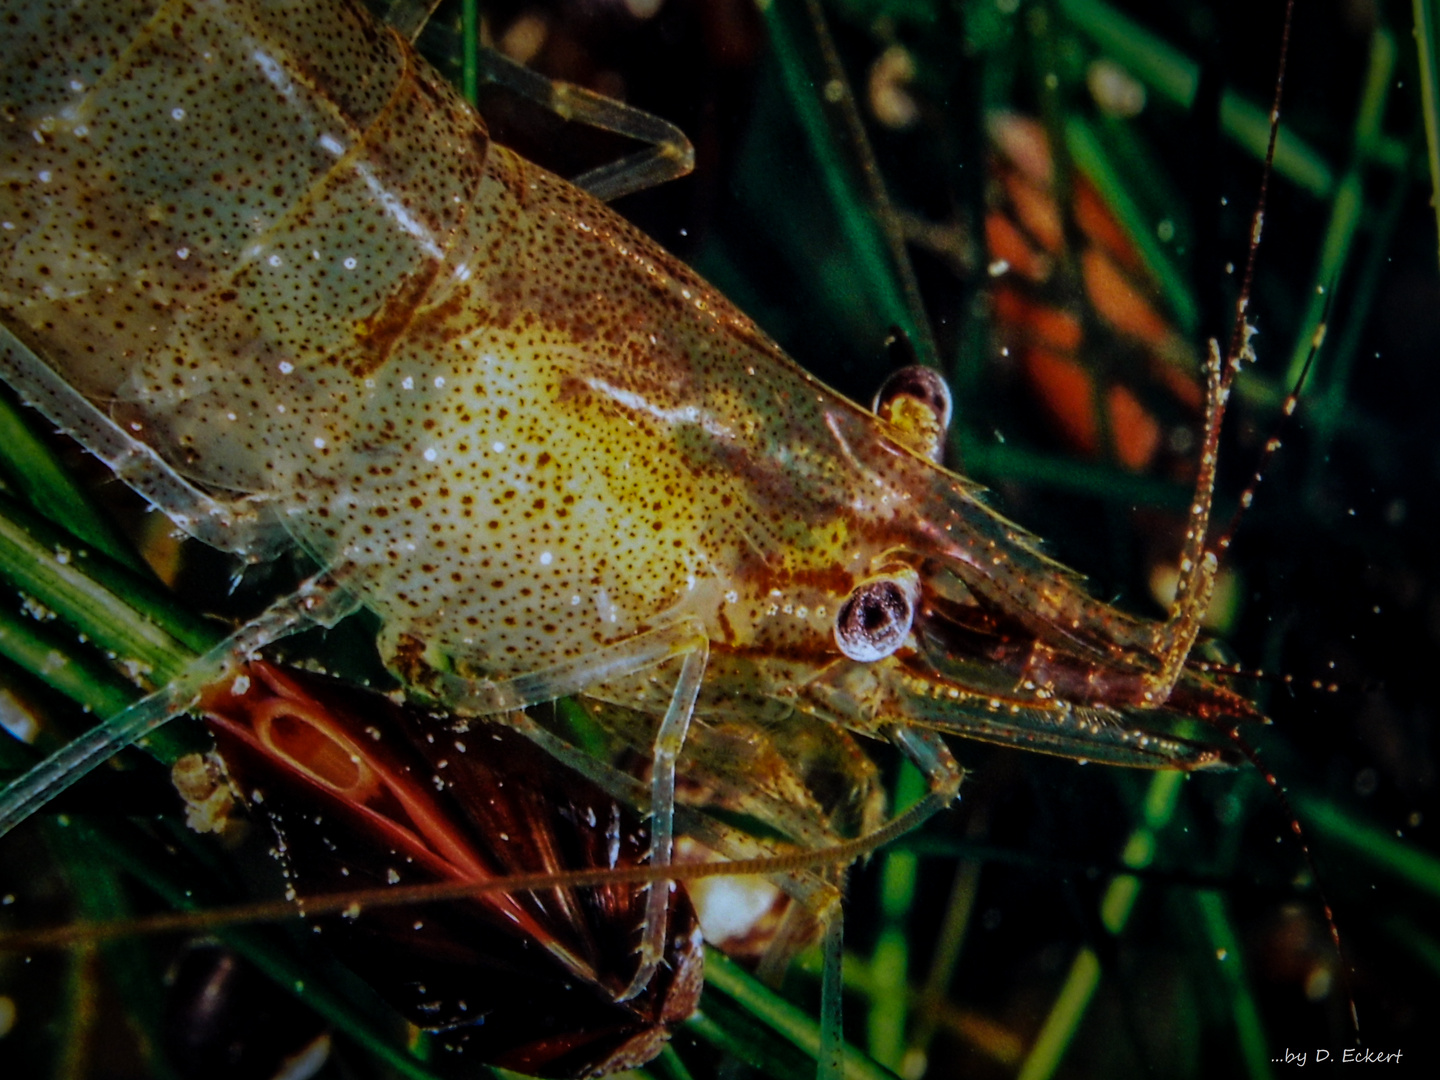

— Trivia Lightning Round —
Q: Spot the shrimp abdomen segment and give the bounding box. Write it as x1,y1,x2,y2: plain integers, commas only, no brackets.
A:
2,0,484,488
2,1,392,389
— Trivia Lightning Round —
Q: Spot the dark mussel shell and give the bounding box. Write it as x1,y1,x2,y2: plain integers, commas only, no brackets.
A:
198,662,703,1078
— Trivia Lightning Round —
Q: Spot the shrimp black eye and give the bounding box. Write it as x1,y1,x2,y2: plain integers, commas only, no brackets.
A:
873,365,953,430
872,365,953,462
834,577,917,662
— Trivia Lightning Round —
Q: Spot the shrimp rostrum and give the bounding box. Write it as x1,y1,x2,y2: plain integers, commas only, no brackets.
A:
0,0,1259,985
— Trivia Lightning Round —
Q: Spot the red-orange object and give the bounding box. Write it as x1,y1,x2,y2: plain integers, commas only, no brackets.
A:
987,114,1199,471
199,662,703,1079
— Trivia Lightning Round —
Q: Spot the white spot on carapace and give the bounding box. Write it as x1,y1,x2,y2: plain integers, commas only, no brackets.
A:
313,437,326,450
492,441,506,453
278,360,294,374
539,551,553,565
343,256,357,269
423,448,437,462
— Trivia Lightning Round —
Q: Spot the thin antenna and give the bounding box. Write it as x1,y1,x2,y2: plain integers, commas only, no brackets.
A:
1197,0,1360,1038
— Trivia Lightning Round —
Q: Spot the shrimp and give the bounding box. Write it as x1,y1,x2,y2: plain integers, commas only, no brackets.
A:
0,0,1244,786
0,0,1265,943
0,0,1267,977
0,0,1420,1074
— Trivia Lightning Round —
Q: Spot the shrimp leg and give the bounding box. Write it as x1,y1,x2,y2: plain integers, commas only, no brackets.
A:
0,326,289,561
431,620,708,998
0,575,361,838
504,708,846,919
382,0,694,200
472,48,696,201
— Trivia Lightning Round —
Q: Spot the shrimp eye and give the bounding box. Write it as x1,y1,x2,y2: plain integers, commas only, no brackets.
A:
872,366,953,462
834,576,918,662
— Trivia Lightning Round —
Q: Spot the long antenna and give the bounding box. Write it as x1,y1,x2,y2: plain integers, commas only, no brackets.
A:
1200,0,1360,1038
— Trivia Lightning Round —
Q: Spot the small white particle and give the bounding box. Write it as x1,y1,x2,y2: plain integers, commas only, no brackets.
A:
540,551,553,565
176,247,189,260
37,170,51,183
268,254,282,267
171,107,185,121
343,256,357,269
278,360,294,374
423,447,437,462
434,376,445,388
402,376,414,389
492,441,506,453
313,437,326,450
